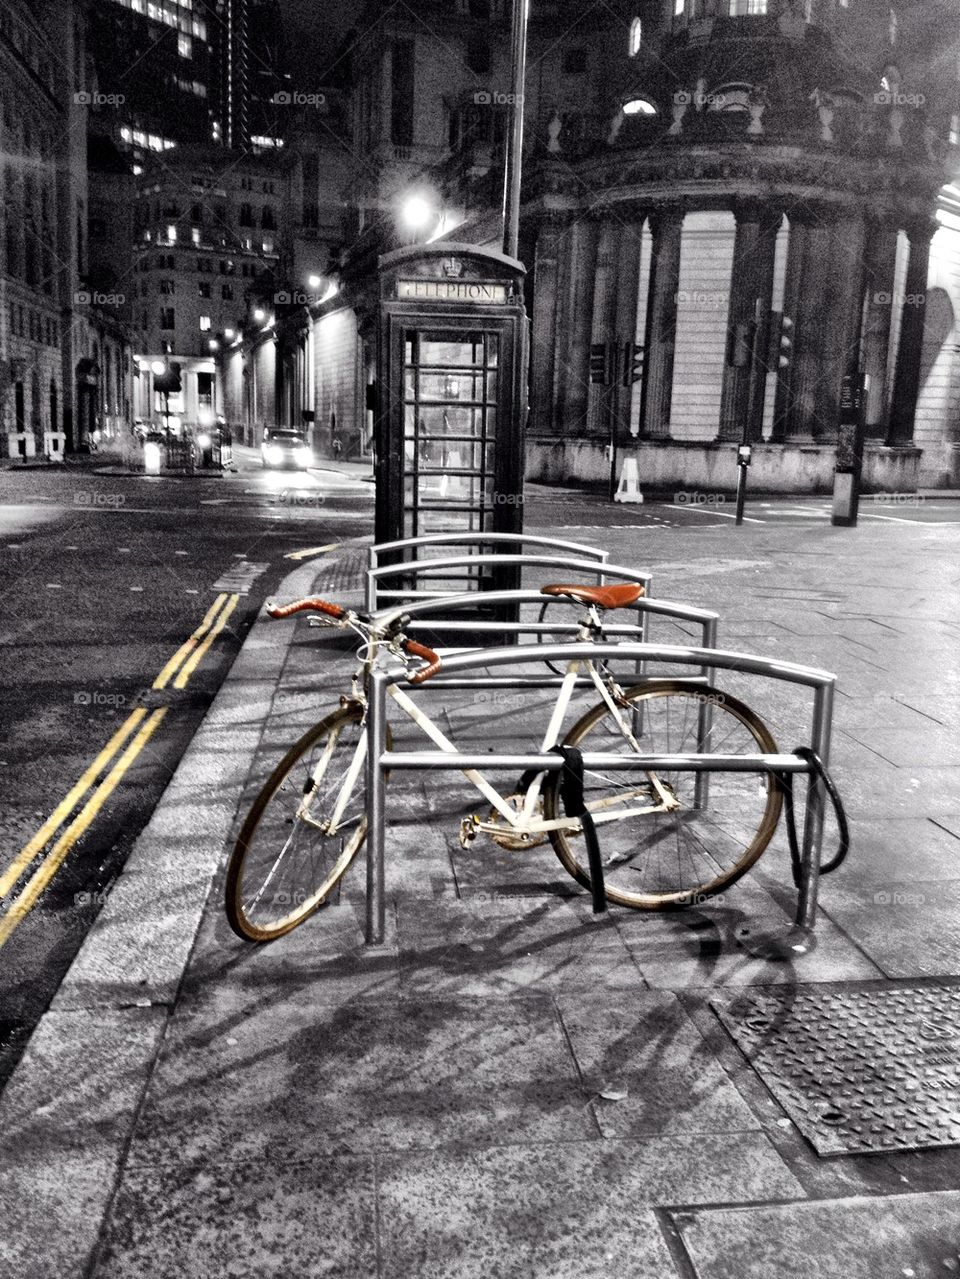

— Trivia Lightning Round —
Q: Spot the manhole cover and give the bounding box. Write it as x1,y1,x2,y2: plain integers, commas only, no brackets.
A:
712,984,960,1155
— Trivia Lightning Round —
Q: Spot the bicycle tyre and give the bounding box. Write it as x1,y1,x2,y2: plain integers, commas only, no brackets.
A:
543,680,783,910
226,705,375,941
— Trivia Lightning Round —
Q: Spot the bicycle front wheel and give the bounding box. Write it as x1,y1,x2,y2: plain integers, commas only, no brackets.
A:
226,705,370,941
544,681,782,910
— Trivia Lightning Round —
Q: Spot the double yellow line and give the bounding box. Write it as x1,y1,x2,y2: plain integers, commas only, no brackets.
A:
0,592,240,947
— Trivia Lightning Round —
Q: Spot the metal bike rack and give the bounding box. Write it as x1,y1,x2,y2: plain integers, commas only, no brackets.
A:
368,530,610,571
365,551,630,613
364,642,836,946
371,589,719,690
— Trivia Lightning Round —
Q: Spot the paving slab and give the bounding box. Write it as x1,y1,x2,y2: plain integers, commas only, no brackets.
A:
395,896,646,997
674,1189,960,1279
126,991,596,1169
556,990,762,1139
0,1008,167,1279
378,1134,803,1279
93,1154,378,1279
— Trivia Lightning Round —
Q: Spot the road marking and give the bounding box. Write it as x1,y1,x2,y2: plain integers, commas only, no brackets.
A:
0,708,149,899
0,593,243,933
46,583,62,589
173,594,239,689
0,709,168,949
130,585,144,592
153,593,230,690
678,506,765,524
284,542,341,562
212,561,268,593
174,550,189,556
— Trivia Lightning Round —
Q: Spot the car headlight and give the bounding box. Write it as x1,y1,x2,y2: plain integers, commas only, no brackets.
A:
197,432,212,448
294,446,312,467
264,445,284,465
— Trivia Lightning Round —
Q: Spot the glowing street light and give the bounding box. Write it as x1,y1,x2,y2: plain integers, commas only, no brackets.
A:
224,328,235,339
307,274,322,289
253,307,266,321
151,360,165,375
400,192,436,234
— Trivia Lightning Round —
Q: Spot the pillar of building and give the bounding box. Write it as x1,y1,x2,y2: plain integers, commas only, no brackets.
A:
773,208,836,441
887,217,937,446
555,218,599,435
861,221,899,437
718,204,781,443
612,217,645,440
817,212,868,443
638,206,683,438
528,217,565,436
588,217,621,437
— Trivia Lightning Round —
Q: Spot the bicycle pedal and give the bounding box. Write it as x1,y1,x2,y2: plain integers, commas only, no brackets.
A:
459,815,481,848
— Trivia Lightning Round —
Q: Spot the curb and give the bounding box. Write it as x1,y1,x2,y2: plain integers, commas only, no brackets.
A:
0,554,335,1279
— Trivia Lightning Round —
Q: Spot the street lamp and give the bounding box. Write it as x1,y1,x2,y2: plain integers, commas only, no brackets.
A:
307,274,322,289
398,191,439,242
150,360,165,376
253,307,266,322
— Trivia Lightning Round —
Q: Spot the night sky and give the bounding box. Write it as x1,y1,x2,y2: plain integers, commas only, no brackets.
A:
278,0,358,86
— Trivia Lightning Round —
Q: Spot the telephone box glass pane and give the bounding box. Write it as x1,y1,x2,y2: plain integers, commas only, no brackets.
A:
401,328,501,574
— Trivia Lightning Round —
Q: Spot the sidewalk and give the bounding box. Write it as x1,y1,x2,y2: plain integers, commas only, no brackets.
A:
2,515,960,1278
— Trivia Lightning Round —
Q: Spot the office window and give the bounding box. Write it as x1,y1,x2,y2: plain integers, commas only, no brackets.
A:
199,281,211,297
160,307,175,329
199,314,211,331
629,17,642,56
221,283,234,300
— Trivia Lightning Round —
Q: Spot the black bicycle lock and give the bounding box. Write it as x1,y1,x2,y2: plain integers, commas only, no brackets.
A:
552,745,607,914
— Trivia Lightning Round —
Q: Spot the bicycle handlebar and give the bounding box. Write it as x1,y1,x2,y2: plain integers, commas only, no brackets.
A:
403,638,442,684
266,596,346,620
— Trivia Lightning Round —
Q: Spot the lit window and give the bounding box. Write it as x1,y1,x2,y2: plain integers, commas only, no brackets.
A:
178,33,191,58
629,17,642,56
950,113,959,145
199,315,211,331
889,7,897,44
674,0,684,15
191,227,200,244
166,224,177,242
728,0,767,12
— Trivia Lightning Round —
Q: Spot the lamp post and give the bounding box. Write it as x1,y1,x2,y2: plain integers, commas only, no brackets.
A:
502,0,530,259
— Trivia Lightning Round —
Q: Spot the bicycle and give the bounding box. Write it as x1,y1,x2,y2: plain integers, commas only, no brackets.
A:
225,582,791,943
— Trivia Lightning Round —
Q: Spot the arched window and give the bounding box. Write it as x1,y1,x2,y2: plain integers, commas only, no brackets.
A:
629,16,643,56
707,83,752,111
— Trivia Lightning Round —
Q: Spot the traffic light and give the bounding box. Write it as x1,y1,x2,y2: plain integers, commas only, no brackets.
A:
589,342,612,385
622,340,643,387
777,315,794,370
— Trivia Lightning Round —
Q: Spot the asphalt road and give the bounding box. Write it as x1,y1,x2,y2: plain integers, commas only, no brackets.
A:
0,449,373,1087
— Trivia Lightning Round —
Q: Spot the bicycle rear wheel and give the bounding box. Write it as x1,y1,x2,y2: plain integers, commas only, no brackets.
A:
226,705,370,941
543,681,782,909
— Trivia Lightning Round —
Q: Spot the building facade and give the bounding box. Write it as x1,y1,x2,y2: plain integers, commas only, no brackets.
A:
0,0,134,460
131,145,284,432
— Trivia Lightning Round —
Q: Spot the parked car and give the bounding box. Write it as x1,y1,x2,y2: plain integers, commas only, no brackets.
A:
261,427,313,470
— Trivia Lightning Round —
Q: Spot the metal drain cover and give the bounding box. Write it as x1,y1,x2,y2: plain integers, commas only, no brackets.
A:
712,985,960,1156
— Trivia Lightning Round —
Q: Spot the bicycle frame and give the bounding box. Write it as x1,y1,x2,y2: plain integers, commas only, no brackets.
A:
306,608,679,845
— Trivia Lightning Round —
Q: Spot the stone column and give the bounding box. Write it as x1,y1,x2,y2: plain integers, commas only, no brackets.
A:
613,218,645,440
638,206,683,438
861,222,899,437
555,218,599,435
718,204,781,443
816,212,867,443
529,217,565,436
773,208,836,441
588,218,621,437
887,217,937,446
